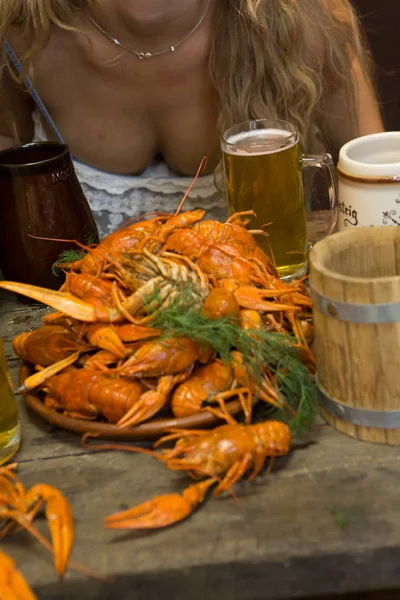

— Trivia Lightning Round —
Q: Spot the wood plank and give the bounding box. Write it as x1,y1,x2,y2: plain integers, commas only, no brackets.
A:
309,593,400,600
1,428,399,599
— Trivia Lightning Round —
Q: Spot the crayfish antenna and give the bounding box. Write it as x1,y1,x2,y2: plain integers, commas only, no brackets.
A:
0,550,38,600
81,434,166,463
0,282,97,322
104,478,215,530
174,156,208,215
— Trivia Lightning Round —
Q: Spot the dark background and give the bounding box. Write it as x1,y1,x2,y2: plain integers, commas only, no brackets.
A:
351,1,400,130
308,3,400,210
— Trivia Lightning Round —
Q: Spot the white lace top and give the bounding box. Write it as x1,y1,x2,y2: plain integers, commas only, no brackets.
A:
33,111,227,239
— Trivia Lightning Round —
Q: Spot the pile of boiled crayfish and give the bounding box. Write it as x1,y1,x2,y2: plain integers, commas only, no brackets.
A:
0,208,315,429
0,207,318,579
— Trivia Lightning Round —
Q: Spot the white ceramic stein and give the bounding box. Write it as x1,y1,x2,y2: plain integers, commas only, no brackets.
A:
337,131,400,230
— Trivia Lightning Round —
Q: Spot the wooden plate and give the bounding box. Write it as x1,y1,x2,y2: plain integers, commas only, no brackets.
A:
19,362,247,441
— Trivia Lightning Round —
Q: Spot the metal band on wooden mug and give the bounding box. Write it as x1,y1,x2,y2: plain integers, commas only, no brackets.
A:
310,286,400,324
317,383,400,429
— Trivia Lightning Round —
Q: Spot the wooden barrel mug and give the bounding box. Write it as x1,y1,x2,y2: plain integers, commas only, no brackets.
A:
309,226,400,445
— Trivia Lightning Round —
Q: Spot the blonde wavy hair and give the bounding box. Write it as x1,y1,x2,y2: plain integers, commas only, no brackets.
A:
0,0,373,153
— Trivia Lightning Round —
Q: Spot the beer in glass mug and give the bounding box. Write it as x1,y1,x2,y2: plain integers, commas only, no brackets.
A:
0,339,20,464
221,119,337,280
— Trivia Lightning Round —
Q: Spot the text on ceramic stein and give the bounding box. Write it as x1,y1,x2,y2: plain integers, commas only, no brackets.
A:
51,167,72,184
339,201,358,226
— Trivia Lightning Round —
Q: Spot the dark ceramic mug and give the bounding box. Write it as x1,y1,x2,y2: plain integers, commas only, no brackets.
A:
0,142,98,292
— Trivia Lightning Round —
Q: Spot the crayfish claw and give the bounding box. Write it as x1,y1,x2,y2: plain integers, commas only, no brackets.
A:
85,324,128,358
104,494,192,530
117,375,180,428
0,550,38,600
104,479,215,530
22,352,80,391
116,389,166,428
0,282,97,322
25,485,74,578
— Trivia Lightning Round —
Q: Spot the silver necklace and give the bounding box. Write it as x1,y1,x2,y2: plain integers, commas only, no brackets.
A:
85,1,210,60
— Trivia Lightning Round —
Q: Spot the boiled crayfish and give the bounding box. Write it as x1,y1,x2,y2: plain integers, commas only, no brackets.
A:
0,463,74,578
0,549,37,600
104,420,291,530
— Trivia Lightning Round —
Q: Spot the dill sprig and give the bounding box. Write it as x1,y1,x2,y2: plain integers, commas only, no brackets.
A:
327,506,356,531
51,232,98,276
51,249,86,276
151,293,317,433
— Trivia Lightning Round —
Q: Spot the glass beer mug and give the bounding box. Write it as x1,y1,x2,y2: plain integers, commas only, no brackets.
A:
0,338,20,464
221,119,337,280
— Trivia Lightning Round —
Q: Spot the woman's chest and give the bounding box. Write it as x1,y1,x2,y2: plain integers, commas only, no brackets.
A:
30,28,219,174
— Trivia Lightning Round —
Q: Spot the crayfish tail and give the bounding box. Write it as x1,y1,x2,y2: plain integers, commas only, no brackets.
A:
104,478,215,530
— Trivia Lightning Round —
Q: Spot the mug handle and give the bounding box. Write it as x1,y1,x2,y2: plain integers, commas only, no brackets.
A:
302,153,338,243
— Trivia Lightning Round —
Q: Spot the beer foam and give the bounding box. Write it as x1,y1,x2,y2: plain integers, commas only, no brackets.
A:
224,128,297,155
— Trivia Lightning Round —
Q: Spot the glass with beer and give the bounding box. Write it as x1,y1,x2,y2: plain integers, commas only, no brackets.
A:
0,339,20,464
221,119,337,280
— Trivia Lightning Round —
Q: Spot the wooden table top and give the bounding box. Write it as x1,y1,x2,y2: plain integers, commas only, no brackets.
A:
0,212,399,600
